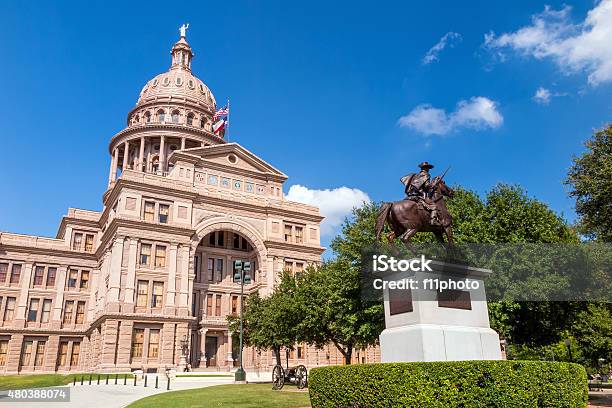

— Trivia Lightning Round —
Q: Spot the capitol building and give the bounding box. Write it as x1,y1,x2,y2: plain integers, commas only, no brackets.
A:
0,30,374,374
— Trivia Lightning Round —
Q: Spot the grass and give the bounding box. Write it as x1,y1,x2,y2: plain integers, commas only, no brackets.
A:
128,383,311,408
0,373,134,391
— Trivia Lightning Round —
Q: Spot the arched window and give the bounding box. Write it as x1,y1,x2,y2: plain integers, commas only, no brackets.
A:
187,113,194,126
157,110,165,122
151,155,160,174
172,110,180,123
200,118,206,128
134,115,140,124
144,112,151,123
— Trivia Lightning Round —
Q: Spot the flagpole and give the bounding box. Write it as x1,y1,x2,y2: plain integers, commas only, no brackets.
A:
226,99,230,142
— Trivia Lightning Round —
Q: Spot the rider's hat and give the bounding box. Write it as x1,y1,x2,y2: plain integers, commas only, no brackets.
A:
418,161,434,170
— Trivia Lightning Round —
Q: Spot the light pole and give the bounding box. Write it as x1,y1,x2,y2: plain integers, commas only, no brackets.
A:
233,260,251,382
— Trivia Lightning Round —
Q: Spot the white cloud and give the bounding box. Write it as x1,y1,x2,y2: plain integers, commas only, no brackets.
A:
285,185,371,236
533,87,552,104
423,32,462,65
398,96,503,136
484,1,612,85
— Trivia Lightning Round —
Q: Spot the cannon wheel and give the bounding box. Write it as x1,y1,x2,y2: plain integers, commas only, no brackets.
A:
272,365,285,390
295,365,308,389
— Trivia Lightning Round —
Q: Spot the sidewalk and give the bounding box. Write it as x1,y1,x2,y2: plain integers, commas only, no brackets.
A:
0,376,234,408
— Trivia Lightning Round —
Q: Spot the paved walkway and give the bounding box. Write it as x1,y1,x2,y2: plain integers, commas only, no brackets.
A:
0,376,234,408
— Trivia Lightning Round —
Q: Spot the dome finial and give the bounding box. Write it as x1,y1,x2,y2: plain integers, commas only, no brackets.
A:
179,23,189,38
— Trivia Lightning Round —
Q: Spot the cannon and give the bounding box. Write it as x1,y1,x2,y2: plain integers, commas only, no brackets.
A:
272,364,307,390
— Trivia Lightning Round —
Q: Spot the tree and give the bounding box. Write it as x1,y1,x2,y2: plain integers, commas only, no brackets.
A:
571,303,612,370
566,125,612,242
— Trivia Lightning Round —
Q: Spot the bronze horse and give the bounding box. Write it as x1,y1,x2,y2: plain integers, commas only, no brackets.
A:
375,177,455,245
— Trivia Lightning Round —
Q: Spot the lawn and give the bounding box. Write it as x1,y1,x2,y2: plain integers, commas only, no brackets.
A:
0,373,134,391
128,383,311,408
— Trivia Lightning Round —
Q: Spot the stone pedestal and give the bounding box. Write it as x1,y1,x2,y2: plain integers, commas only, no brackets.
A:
379,260,502,363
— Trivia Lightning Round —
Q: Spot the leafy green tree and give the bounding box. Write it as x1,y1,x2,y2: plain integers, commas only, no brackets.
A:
571,303,612,370
566,125,612,242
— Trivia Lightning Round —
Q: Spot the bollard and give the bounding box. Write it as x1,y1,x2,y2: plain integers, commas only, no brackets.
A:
97,374,100,385
115,374,118,385
80,376,84,385
106,374,109,385
89,374,92,385
144,375,148,388
73,377,76,386
124,375,127,385
166,377,170,390
134,375,137,386
155,376,159,389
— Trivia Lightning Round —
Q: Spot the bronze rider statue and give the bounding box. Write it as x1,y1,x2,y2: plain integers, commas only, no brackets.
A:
401,162,441,226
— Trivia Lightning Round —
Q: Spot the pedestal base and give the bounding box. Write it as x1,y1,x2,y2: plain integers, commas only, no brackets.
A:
380,324,502,363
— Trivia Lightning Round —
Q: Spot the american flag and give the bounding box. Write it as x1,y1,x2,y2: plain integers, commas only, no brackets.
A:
213,105,229,121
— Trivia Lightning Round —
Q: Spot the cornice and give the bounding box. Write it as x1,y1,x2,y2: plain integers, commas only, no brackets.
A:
263,239,326,255
86,312,197,334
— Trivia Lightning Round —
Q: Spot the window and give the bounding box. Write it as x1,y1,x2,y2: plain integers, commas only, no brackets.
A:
70,342,80,367
297,345,303,359
187,114,194,126
46,267,56,287
131,328,144,358
33,266,44,286
67,270,78,288
200,118,205,128
284,261,293,273
284,225,293,242
215,294,222,316
140,244,152,266
0,263,7,284
172,111,179,123
63,301,74,324
80,271,89,289
295,227,303,244
159,204,169,223
148,329,160,358
75,301,85,324
295,263,304,277
194,255,200,282
157,110,165,122
144,201,155,222
217,231,224,246
0,340,8,366
231,295,238,315
27,298,39,322
4,297,15,321
10,264,21,284
84,234,94,252
152,282,163,308
207,258,214,282
21,341,33,367
34,341,45,366
145,112,151,123
206,294,213,315
57,342,68,367
233,233,240,249
216,259,223,282
41,299,52,323
155,246,166,267
136,280,148,307
72,233,83,250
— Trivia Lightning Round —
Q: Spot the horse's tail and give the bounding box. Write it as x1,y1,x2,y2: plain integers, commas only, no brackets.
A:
375,202,392,241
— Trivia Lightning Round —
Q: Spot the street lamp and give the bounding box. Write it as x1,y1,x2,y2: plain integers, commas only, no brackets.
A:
564,338,573,362
233,260,252,382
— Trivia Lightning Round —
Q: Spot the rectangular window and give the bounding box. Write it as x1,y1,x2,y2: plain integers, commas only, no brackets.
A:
80,271,89,289
148,329,160,358
194,256,200,282
85,234,94,252
216,259,223,282
159,204,169,224
75,301,85,324
10,264,21,284
41,299,52,323
33,266,44,286
34,341,45,366
70,342,80,367
0,340,8,366
152,282,163,308
206,294,213,315
21,341,33,367
295,227,303,244
284,225,293,243
46,267,56,287
72,233,83,251
57,342,68,367
295,262,304,277
131,328,144,358
207,258,214,282
4,297,15,321
215,294,222,316
0,263,7,284
297,345,303,359
27,298,39,322
63,301,74,324
140,244,151,266
155,246,166,267
231,295,238,315
67,269,78,288
144,201,155,222
136,280,148,307
284,261,293,273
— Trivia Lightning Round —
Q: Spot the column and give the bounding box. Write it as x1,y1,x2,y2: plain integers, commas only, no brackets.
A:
124,238,138,312
109,148,119,184
86,268,99,322
122,141,130,172
165,243,178,312
226,331,233,364
107,236,124,312
52,266,68,325
159,135,166,173
178,245,190,315
15,263,33,324
199,328,208,366
181,137,186,150
139,137,145,171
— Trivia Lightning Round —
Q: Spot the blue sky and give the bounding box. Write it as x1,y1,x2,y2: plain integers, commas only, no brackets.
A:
1,1,611,247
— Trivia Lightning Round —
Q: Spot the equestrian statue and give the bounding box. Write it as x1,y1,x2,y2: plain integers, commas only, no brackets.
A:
376,162,455,245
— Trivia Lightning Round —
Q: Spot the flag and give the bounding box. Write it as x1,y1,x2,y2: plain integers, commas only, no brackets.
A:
213,105,229,121
213,119,226,136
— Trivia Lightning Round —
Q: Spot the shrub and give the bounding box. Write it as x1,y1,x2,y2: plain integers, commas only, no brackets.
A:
308,361,587,408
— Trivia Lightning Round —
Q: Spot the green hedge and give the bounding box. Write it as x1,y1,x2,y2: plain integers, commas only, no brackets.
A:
308,361,588,408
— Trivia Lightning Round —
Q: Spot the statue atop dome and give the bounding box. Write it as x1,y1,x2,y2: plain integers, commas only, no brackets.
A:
179,23,189,38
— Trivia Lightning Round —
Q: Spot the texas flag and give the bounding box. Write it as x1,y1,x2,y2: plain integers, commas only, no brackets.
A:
213,118,227,136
